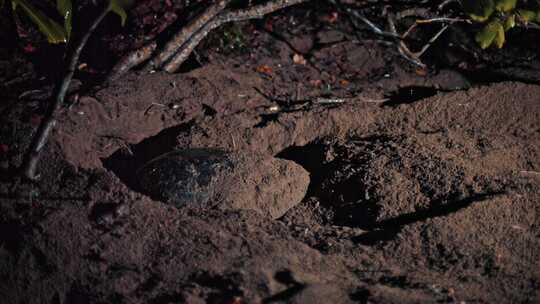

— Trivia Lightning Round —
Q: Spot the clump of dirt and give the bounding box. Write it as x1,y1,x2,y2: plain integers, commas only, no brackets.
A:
125,148,309,219
280,134,508,229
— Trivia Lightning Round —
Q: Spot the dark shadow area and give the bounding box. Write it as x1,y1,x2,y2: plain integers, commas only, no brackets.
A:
0,167,18,182
262,270,306,304
378,275,424,289
101,121,193,192
254,113,280,128
64,283,97,304
459,67,540,86
276,141,333,200
276,136,392,227
349,288,371,304
352,190,505,245
149,293,186,304
190,271,244,304
0,221,25,254
383,86,439,107
278,138,506,245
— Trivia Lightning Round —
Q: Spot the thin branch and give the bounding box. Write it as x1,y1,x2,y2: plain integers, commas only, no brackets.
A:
403,17,468,39
438,0,458,11
518,21,540,30
107,42,157,82
20,5,110,180
145,0,229,71
218,0,307,23
163,0,308,72
162,20,220,73
402,22,418,38
387,13,426,67
327,0,401,39
415,24,449,57
416,17,469,24
397,8,433,19
520,170,540,176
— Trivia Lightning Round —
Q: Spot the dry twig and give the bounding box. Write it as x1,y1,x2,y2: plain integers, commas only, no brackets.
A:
388,12,462,68
387,13,426,67
107,42,157,82
327,1,460,68
520,170,540,176
145,0,229,71
20,5,111,180
164,0,307,72
109,0,308,77
415,24,449,57
326,0,401,39
438,0,458,11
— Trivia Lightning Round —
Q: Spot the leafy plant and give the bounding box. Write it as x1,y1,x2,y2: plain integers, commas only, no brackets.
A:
10,0,132,180
462,0,540,49
1,0,128,44
57,0,72,39
220,24,248,54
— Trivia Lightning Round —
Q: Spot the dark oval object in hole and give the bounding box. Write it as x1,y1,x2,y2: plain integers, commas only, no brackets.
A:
136,148,234,207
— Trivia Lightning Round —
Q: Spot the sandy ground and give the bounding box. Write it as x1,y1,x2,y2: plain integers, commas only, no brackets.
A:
1,8,539,304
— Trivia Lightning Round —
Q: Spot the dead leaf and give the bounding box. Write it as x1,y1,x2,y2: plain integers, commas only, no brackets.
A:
23,44,37,54
510,224,526,230
264,20,273,32
256,65,273,76
293,53,307,65
415,67,428,76
0,144,8,154
309,79,322,87
322,12,339,23
225,297,243,304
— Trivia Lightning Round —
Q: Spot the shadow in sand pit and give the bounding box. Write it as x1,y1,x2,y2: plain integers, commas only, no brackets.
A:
383,86,438,107
353,190,506,245
0,221,25,254
101,121,193,192
263,270,306,303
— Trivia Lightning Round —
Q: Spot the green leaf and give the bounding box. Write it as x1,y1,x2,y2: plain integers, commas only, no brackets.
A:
493,23,505,48
517,9,536,22
12,0,67,44
495,0,517,12
463,0,495,22
57,0,72,38
503,14,515,30
0,0,5,9
108,0,128,26
476,21,504,49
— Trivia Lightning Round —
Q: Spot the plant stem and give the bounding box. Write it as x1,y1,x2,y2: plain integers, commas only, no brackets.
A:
144,0,229,71
20,6,110,180
107,41,157,82
163,0,308,72
109,0,309,77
